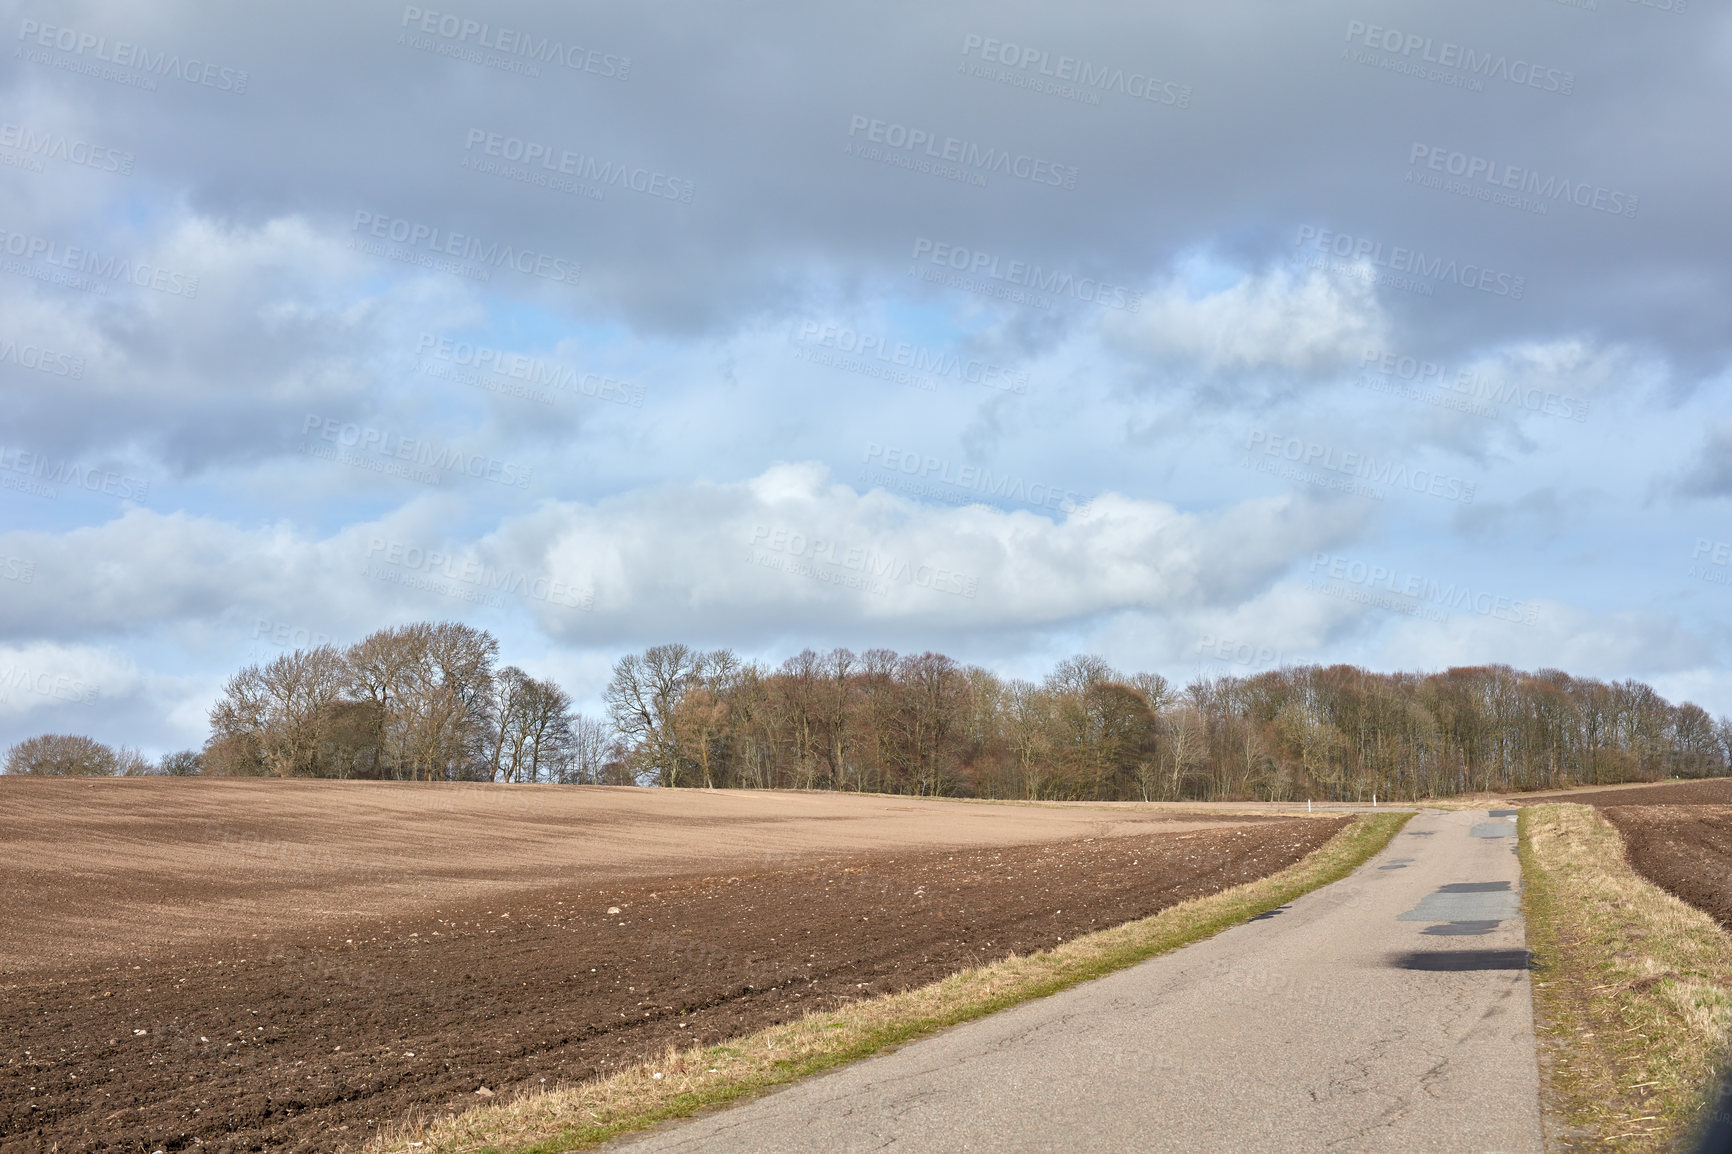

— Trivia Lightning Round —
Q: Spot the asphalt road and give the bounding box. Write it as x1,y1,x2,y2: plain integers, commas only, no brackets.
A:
613,808,1544,1153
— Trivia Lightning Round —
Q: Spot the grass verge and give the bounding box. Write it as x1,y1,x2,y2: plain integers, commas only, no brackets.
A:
368,810,1411,1154
1521,803,1732,1152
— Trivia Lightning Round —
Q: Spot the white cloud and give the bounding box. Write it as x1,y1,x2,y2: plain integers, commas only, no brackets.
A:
2,0,1730,746
1373,602,1713,682
1109,265,1385,376
0,465,1372,643
0,641,141,721
491,461,1373,638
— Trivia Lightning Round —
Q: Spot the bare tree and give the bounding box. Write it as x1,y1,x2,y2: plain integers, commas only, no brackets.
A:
672,684,729,788
1005,679,1055,800
1165,705,1208,800
519,675,575,783
114,746,154,777
207,645,350,777
159,749,204,776
397,622,497,780
343,622,497,780
775,649,825,790
344,625,426,778
4,733,118,775
559,714,613,784
895,652,966,796
486,666,533,782
1128,671,1175,713
604,644,703,787
1041,655,1120,797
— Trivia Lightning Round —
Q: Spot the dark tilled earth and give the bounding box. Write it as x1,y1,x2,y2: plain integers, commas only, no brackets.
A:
1600,805,1732,929
0,816,1344,1153
1519,777,1732,808
1515,777,1732,930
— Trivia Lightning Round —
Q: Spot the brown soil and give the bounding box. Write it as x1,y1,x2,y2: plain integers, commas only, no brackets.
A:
0,777,1268,973
1515,777,1732,807
1599,805,1732,930
1510,779,1732,933
0,780,1345,1152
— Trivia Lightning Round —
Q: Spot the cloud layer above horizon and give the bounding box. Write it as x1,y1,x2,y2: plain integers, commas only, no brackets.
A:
1,0,1729,753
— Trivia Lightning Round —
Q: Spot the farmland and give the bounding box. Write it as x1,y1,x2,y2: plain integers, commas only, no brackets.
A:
0,779,1344,1152
1520,777,1732,929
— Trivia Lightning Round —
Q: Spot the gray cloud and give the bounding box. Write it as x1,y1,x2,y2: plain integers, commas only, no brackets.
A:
2,0,1731,748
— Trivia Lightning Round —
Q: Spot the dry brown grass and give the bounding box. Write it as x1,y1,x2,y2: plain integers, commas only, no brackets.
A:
1521,803,1732,1151
366,812,1411,1154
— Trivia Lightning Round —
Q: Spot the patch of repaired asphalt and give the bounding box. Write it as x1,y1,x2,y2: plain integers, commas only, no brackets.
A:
1392,949,1532,971
1397,881,1520,924
1421,920,1502,936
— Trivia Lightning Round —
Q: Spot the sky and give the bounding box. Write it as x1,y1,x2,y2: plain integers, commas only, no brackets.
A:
0,0,1729,756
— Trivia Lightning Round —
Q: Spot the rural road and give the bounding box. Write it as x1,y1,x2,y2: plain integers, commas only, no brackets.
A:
614,809,1544,1153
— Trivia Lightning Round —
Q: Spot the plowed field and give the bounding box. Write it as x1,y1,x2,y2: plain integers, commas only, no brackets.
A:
1599,805,1732,929
1517,777,1732,807
1515,776,1732,931
0,780,1345,1152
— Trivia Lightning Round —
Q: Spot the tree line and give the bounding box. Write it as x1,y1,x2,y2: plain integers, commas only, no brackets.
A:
2,622,615,783
198,622,616,782
0,733,187,777
602,644,1731,801
4,624,1728,800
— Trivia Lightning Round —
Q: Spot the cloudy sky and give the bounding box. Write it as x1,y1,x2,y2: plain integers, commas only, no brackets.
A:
1,0,1729,755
